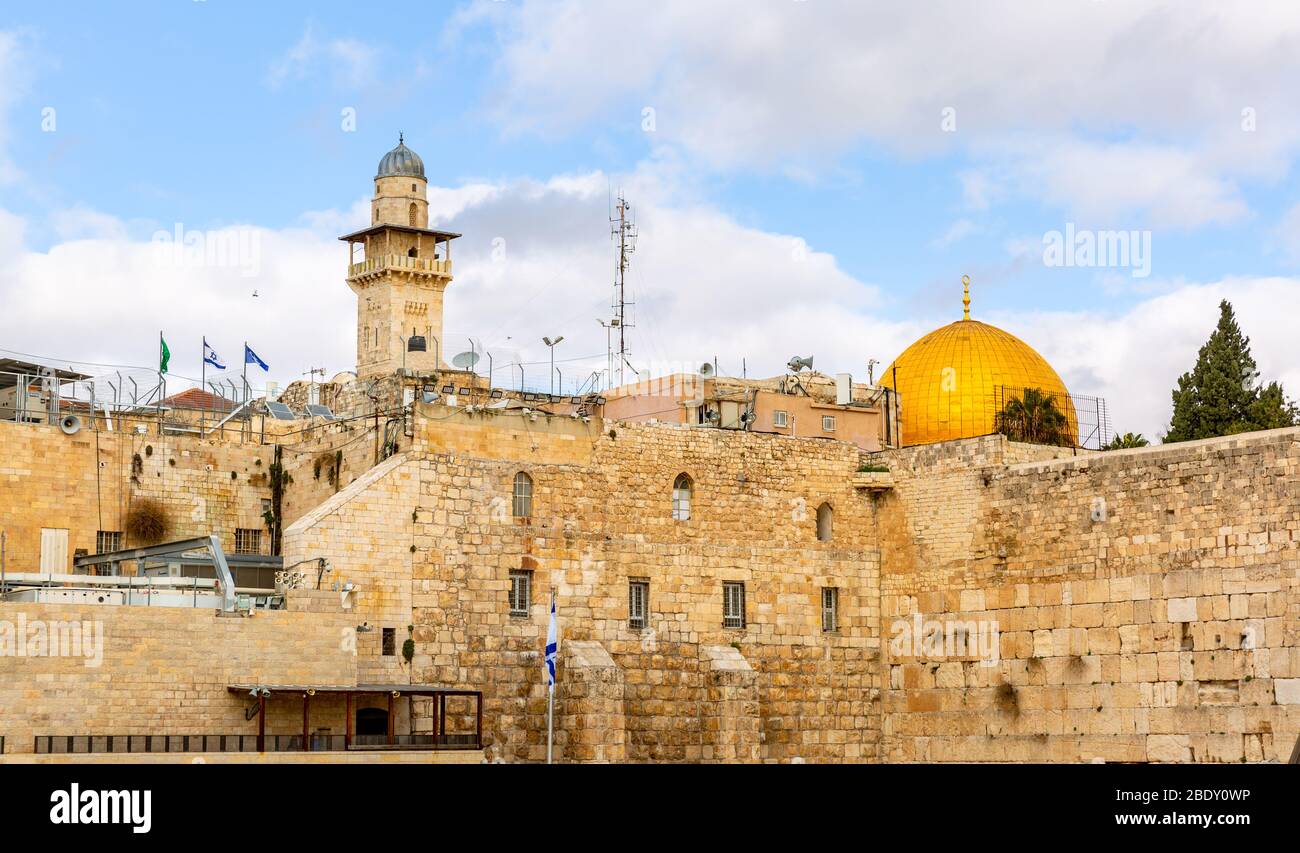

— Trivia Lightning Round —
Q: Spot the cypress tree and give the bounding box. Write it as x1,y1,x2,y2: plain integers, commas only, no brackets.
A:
1165,300,1297,442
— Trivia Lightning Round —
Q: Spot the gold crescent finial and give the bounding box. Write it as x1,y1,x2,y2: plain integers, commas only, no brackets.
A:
962,274,971,320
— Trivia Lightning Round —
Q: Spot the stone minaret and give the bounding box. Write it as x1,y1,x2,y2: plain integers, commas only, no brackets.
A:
341,135,459,379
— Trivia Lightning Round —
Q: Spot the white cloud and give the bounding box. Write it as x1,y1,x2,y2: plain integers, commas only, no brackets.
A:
0,169,908,401
0,29,32,185
4,175,1298,443
1008,277,1300,440
267,25,377,90
457,0,1300,227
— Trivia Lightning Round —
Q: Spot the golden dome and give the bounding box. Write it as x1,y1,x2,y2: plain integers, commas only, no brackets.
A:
881,277,1075,446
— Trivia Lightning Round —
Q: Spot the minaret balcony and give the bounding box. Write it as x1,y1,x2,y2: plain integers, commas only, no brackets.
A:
348,253,452,281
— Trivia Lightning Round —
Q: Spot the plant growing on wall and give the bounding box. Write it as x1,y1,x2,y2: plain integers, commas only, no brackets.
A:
125,497,170,544
402,624,415,665
266,446,293,556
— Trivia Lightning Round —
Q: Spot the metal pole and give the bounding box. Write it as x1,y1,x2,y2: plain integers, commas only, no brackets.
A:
546,587,555,766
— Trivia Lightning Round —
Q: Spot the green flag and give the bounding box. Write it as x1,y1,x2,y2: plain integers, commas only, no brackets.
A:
159,335,171,374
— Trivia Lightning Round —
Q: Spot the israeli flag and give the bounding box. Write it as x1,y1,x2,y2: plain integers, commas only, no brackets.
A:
203,338,226,370
245,344,269,372
545,596,558,692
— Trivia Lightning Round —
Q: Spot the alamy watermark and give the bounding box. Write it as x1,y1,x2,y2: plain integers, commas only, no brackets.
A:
1042,222,1150,279
151,223,262,277
890,613,1000,667
0,615,103,667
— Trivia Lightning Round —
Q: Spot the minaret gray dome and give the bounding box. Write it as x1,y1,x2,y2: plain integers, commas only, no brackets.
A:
376,134,425,179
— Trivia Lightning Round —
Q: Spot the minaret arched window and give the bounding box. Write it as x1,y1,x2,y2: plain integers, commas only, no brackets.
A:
816,502,833,542
409,203,417,226
512,472,534,519
672,473,693,521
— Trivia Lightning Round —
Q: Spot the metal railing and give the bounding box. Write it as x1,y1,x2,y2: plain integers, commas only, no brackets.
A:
992,385,1111,450
34,732,480,754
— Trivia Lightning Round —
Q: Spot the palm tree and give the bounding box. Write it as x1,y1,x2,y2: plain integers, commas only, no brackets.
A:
1104,432,1149,450
995,388,1073,446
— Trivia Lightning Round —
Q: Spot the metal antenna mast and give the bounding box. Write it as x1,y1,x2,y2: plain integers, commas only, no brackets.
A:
609,193,637,386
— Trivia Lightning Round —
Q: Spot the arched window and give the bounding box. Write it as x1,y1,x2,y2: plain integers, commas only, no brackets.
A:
816,502,833,542
407,247,418,258
408,202,418,226
672,473,693,521
512,471,534,518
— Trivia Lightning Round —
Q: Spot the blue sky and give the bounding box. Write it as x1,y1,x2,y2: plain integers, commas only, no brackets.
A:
3,1,1300,437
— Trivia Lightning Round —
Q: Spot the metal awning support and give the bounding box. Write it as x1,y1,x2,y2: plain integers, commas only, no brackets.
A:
74,535,238,611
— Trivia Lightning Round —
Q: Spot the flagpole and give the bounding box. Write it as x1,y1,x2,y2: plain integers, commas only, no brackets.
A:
158,331,165,426
546,588,555,765
242,341,248,406
201,336,206,437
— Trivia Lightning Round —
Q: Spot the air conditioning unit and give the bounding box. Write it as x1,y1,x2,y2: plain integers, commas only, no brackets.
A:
836,373,852,405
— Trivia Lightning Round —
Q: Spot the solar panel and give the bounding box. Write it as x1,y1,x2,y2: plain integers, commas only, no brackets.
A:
305,404,337,421
265,401,296,420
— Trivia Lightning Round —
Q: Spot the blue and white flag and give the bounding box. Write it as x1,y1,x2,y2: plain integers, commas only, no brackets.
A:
203,338,226,370
545,595,558,692
245,344,269,372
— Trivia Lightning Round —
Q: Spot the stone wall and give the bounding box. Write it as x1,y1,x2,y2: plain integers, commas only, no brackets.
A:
878,427,1300,762
0,592,356,752
284,405,883,763
0,421,273,571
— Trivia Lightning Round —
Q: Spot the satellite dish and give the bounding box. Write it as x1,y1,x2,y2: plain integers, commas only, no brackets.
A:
788,355,814,372
452,351,480,370
699,362,715,377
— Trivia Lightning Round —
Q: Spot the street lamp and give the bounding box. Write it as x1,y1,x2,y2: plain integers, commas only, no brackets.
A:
542,336,564,395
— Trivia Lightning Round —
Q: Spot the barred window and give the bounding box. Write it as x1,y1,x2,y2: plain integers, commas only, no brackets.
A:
95,530,123,554
773,410,789,427
382,627,396,656
234,528,262,555
512,472,534,519
629,581,649,630
822,587,839,633
821,415,836,432
723,581,746,629
672,473,693,521
509,569,532,617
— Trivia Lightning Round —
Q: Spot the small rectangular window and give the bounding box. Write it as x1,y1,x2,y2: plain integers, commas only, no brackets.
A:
822,587,839,632
821,415,836,432
723,582,746,629
509,569,532,617
773,410,789,428
382,627,396,656
629,580,649,630
234,528,262,555
95,530,123,554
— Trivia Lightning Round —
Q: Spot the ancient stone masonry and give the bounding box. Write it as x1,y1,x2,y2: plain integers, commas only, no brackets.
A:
875,428,1300,762
284,406,883,762
0,420,273,570
0,593,357,750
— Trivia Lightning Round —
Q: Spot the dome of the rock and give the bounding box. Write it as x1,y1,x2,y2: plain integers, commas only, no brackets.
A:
881,277,1075,446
